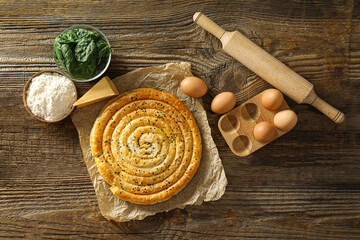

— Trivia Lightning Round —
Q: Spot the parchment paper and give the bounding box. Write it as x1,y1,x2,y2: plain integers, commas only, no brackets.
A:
71,62,227,222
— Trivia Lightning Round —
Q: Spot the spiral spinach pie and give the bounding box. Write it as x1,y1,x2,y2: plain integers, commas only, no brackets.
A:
90,88,202,205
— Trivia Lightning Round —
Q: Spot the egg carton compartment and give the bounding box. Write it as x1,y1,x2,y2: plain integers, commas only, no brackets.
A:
218,90,291,157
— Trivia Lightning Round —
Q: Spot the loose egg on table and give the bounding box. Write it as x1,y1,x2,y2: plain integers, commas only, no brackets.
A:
211,92,237,114
274,110,298,131
180,76,208,98
253,121,277,143
261,89,284,111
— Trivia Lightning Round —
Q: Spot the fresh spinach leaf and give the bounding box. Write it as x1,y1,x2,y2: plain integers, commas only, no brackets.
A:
62,44,77,73
54,27,112,80
54,42,66,67
96,39,107,49
55,31,77,44
75,39,97,62
74,28,100,41
96,57,108,74
96,38,112,58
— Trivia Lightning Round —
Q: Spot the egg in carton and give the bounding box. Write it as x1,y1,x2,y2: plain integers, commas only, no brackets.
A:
218,89,297,157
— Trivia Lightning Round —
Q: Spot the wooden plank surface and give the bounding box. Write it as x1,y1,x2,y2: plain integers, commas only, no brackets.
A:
1,0,359,239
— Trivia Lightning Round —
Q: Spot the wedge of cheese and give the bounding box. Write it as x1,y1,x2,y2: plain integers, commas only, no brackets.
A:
73,76,119,108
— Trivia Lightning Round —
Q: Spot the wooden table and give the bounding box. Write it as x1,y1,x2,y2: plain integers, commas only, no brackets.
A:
1,0,359,239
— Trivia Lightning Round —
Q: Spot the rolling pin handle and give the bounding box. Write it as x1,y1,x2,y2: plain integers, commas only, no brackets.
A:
311,96,345,124
193,12,226,40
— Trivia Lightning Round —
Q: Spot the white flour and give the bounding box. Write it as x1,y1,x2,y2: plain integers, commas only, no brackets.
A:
26,72,77,121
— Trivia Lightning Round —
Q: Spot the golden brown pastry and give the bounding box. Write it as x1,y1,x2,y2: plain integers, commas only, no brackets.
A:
90,88,202,205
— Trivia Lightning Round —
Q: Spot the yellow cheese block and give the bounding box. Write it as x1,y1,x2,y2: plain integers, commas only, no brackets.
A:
73,76,119,108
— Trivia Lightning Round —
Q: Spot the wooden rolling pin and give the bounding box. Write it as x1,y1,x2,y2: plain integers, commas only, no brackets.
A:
193,12,345,123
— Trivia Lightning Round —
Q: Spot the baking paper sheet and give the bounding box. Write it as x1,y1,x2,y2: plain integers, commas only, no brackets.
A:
71,62,227,222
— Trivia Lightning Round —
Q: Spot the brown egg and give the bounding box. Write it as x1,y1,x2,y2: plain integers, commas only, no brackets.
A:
211,92,237,114
261,89,284,111
253,121,277,143
180,77,208,98
274,110,298,131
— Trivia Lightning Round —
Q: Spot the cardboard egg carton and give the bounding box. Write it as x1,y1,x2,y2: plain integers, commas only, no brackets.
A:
218,90,291,157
